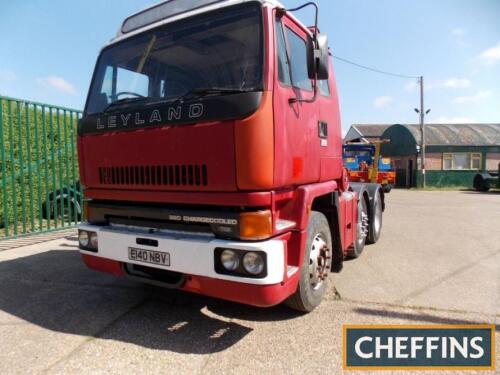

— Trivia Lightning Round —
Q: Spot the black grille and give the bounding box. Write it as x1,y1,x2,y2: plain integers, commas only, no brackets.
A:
99,164,208,186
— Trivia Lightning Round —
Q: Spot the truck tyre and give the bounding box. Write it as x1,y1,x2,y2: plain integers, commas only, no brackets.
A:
367,191,383,244
473,174,490,192
348,196,368,258
284,211,332,313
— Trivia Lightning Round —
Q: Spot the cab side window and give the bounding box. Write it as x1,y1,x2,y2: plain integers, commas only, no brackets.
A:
285,28,313,91
319,78,330,96
276,19,291,86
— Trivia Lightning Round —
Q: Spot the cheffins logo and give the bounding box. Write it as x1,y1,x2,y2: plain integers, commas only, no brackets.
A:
343,325,495,370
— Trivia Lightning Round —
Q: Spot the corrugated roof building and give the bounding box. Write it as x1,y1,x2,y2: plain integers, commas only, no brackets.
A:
380,123,500,188
344,124,391,143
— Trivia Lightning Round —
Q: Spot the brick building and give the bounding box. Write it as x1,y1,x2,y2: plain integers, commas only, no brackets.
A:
343,124,390,143
343,123,500,188
380,123,500,188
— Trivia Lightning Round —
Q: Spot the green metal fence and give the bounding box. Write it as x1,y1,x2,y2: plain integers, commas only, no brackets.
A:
0,95,83,240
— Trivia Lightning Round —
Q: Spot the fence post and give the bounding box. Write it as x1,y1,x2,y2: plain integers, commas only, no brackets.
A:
0,99,9,236
0,96,82,240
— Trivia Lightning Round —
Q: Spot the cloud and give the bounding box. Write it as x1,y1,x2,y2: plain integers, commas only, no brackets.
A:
404,81,418,92
479,43,500,65
451,28,466,36
434,116,475,124
373,95,394,108
442,77,471,89
0,69,16,82
451,28,470,47
451,90,491,104
36,75,76,95
404,77,470,92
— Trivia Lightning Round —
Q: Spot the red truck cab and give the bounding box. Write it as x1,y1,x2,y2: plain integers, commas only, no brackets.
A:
77,0,385,312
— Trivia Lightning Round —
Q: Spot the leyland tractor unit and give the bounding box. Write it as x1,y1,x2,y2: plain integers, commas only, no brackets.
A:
343,142,395,193
77,0,385,312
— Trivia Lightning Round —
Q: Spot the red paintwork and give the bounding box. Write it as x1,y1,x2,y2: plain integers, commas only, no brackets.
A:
337,192,358,255
81,253,124,276
181,275,298,307
78,3,362,307
347,170,396,185
78,120,237,192
272,9,343,189
81,252,299,307
85,188,273,207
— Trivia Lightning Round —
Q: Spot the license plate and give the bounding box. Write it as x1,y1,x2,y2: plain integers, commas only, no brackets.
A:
128,247,170,266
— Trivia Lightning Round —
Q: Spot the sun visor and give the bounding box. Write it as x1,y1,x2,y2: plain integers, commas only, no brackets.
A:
122,0,225,33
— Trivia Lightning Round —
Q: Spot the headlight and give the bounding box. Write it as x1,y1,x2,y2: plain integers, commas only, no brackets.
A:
78,231,89,247
242,252,264,275
90,232,98,249
221,249,239,271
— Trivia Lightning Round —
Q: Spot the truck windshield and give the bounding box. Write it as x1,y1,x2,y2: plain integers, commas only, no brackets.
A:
344,150,373,157
85,3,263,114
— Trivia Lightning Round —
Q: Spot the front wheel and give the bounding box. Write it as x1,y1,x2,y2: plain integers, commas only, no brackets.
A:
284,211,332,313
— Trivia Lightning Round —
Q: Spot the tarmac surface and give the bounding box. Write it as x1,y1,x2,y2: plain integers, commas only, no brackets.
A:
0,190,498,374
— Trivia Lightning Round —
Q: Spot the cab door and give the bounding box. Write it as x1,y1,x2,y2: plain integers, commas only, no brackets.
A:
317,60,343,181
272,13,320,187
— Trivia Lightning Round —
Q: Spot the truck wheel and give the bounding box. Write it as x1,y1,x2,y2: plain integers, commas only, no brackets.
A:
348,196,368,258
473,175,489,192
284,211,332,313
367,191,383,244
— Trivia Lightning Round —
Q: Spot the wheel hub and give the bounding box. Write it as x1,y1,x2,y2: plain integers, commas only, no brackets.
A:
309,234,331,290
357,210,369,242
373,200,381,233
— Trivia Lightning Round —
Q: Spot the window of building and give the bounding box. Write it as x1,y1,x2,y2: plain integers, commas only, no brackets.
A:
285,28,313,91
442,153,482,170
471,153,482,169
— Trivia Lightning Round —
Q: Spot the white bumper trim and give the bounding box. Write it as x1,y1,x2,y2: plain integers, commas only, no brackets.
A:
78,224,285,285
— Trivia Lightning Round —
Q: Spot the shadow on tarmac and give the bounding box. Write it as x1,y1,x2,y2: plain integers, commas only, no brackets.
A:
354,307,500,331
459,189,500,195
0,249,301,354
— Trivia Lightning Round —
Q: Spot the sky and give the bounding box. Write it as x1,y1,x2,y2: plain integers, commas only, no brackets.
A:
0,0,499,134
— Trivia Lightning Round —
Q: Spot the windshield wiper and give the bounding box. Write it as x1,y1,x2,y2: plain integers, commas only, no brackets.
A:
102,97,149,113
169,87,255,105
192,87,254,95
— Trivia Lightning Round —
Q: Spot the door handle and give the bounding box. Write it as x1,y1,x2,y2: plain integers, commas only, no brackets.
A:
318,121,328,139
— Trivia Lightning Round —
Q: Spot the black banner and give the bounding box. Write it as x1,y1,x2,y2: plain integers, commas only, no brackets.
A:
78,91,263,135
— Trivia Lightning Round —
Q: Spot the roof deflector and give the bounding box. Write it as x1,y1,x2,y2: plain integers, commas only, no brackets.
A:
121,0,225,34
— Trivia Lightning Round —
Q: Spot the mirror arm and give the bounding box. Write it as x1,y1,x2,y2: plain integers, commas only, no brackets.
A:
289,81,317,104
281,2,319,46
282,2,320,104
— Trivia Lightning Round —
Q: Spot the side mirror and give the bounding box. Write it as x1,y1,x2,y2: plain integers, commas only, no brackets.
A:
307,33,329,80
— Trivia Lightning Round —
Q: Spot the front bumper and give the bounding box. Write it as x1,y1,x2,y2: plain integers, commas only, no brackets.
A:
78,223,286,286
